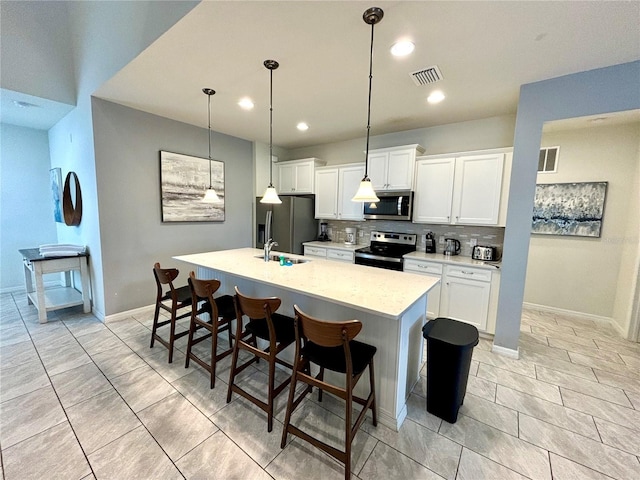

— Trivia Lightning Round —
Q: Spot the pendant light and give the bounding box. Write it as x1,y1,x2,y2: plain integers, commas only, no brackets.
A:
202,88,222,203
352,7,383,203
260,59,282,204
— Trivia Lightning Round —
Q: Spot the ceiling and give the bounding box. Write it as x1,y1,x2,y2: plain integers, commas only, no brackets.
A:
6,1,640,149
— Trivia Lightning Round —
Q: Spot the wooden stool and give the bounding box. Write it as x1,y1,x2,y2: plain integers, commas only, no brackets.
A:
280,305,377,480
226,286,295,432
150,262,192,363
185,272,236,389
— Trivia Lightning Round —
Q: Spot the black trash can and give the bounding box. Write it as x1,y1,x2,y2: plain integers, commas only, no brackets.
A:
422,317,479,423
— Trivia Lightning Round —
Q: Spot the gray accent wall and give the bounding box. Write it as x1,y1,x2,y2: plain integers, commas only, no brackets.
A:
91,98,253,316
496,61,640,351
0,123,57,291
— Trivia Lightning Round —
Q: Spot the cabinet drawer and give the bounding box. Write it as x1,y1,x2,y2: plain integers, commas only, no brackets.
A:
327,249,354,262
445,266,491,283
404,260,443,276
304,246,327,258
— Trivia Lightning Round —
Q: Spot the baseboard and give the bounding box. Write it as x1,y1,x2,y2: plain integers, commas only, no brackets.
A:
491,344,519,359
523,302,612,326
104,304,155,324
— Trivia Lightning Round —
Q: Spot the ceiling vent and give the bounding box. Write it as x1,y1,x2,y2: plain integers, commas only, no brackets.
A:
410,65,443,86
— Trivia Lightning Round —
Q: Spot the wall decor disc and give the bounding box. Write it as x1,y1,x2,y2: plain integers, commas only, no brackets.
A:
63,171,83,226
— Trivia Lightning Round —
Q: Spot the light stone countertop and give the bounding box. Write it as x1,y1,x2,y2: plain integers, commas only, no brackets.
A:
404,251,502,271
302,241,363,251
174,248,439,319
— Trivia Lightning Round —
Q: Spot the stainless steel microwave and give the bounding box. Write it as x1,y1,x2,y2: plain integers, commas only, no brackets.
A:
363,191,413,221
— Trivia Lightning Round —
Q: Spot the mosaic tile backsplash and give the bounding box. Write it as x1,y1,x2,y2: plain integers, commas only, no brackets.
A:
321,219,505,257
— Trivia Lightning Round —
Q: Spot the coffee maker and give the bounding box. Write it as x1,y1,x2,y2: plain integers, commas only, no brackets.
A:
318,222,330,241
425,232,436,253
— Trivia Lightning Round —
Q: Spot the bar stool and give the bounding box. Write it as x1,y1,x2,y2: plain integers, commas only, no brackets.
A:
150,262,192,363
280,305,377,480
227,286,295,432
185,272,236,389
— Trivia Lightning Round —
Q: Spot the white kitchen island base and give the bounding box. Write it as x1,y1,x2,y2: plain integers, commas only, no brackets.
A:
175,248,438,431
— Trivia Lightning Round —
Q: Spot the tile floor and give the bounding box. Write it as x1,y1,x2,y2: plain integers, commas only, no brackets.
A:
1,291,640,479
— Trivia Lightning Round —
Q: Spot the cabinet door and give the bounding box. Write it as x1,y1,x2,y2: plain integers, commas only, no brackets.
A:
367,152,388,190
327,249,355,263
278,163,296,193
412,158,455,223
294,162,314,193
314,169,338,219
452,154,504,225
304,246,327,258
441,271,490,331
387,149,415,190
338,165,365,220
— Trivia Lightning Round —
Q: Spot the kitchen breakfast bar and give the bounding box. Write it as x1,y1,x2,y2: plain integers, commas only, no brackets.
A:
174,247,439,430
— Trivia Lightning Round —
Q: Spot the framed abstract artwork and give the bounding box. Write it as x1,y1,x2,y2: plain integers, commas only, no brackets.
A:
50,167,63,223
159,151,225,222
532,181,607,237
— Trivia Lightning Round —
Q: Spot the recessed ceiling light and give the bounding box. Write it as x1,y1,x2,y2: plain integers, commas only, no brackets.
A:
238,97,254,110
296,122,309,131
390,41,415,57
427,90,445,104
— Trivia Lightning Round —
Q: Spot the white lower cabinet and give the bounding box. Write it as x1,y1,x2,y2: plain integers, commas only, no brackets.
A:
303,245,355,263
440,265,491,331
403,259,442,319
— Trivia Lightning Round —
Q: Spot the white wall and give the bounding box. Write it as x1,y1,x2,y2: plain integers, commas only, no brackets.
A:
91,98,254,316
525,123,640,320
0,124,57,291
284,115,516,165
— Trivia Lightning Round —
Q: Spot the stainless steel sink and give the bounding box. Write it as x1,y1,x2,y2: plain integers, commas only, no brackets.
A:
254,254,310,264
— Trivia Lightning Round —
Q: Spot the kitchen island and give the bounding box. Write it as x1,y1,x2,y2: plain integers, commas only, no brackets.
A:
174,247,439,430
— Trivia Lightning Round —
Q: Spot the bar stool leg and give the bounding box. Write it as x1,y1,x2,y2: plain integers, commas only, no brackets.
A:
369,360,378,426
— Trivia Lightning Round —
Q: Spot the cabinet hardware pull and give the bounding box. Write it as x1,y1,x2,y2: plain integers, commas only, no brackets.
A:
461,271,473,275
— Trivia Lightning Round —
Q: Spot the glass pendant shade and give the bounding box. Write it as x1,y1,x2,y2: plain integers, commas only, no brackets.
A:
202,188,221,203
351,177,380,202
260,185,282,204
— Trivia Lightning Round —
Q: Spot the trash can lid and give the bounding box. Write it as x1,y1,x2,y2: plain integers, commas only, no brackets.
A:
422,317,479,347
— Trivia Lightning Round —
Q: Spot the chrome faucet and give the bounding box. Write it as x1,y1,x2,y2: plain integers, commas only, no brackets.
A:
264,239,278,262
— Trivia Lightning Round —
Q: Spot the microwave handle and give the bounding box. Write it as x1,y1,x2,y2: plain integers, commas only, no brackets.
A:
397,196,402,216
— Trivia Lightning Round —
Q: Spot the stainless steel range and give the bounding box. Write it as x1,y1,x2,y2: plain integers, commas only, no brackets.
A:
355,231,417,271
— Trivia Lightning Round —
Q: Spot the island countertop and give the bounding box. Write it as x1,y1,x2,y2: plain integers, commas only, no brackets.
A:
174,247,439,319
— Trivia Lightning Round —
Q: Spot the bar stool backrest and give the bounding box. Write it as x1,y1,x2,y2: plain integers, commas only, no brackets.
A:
153,262,180,299
188,272,221,319
294,306,362,348
234,286,281,322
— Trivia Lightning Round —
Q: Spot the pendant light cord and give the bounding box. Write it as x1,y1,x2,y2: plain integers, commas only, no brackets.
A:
364,21,375,178
269,67,274,188
207,92,213,189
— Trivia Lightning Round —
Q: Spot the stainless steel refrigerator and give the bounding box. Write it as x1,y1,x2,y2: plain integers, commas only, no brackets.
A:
256,196,317,255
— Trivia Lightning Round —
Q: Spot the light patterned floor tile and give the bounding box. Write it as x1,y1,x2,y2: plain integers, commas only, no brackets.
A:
568,352,640,380
465,375,497,402
0,358,50,403
594,417,640,456
477,363,562,404
458,392,518,436
456,448,529,480
359,441,443,480
2,422,91,480
547,337,625,364
75,328,125,356
50,362,113,408
472,349,536,377
105,317,150,340
549,453,613,480
90,343,148,380
561,388,640,431
110,364,176,412
88,425,182,479
519,414,640,479
518,340,571,362
439,414,551,480
593,338,640,356
0,340,40,369
520,349,598,381
266,437,351,480
530,326,596,347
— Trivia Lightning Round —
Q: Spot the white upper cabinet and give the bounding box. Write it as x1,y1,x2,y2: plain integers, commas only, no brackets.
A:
413,151,507,225
315,164,365,220
277,158,325,194
367,144,424,191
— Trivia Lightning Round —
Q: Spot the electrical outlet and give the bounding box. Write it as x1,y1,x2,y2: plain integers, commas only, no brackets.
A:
470,238,477,247
359,230,364,237
328,227,333,236
438,235,445,245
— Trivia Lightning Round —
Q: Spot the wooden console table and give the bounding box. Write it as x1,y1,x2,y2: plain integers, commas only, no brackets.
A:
19,248,91,323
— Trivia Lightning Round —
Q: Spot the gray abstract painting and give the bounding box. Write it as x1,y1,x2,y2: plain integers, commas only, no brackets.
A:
160,151,225,222
532,182,607,237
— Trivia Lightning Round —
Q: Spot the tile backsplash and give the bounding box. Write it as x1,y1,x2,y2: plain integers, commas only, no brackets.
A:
322,220,504,257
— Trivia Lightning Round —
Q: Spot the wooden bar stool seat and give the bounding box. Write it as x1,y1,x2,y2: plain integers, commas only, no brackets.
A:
280,305,377,480
226,286,295,432
185,272,236,388
150,262,193,363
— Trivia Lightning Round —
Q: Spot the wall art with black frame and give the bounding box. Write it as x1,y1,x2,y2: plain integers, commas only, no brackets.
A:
532,181,607,237
159,150,224,222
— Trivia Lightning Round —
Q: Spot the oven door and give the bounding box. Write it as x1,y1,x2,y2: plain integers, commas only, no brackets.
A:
363,191,413,220
354,253,404,271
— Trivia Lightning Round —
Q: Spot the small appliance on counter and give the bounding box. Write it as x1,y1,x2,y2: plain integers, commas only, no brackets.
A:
444,238,461,256
318,222,330,242
425,232,436,253
472,245,498,261
345,227,357,245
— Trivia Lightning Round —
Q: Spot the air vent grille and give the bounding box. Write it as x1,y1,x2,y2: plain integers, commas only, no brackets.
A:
410,65,443,86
